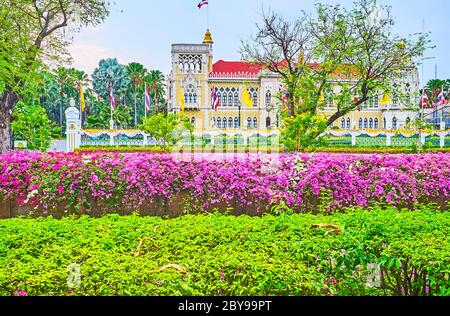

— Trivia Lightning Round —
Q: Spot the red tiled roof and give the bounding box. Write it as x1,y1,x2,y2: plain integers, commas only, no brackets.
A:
211,60,263,75
210,59,360,79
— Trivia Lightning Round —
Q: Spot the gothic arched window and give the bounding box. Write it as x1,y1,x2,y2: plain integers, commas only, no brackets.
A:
346,118,351,129
266,117,271,128
234,92,240,107
364,118,368,129
383,118,387,129
234,117,239,128
253,117,258,129
359,118,363,129
253,92,258,107
228,117,233,129
193,93,197,103
392,117,398,130
222,92,227,106
374,118,379,129
341,118,346,129
228,94,233,107
265,90,272,107
191,117,196,128
369,118,374,129
393,94,399,105
223,117,228,129
249,88,258,107
217,118,222,129
247,117,252,128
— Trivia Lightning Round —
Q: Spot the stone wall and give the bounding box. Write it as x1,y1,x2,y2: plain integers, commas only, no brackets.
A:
0,194,262,219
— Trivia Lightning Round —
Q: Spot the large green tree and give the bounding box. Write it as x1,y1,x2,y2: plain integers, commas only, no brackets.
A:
425,79,450,105
241,0,429,150
126,62,147,128
0,0,110,152
92,58,130,101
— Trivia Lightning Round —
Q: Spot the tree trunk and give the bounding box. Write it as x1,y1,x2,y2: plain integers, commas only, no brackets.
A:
0,90,18,153
327,111,343,127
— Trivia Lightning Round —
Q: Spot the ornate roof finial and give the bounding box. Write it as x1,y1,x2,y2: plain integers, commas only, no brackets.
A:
203,29,214,45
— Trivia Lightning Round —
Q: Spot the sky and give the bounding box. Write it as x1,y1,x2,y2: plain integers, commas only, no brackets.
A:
68,0,450,85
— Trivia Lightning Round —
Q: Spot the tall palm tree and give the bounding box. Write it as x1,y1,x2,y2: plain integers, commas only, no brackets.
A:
144,70,166,114
126,63,147,127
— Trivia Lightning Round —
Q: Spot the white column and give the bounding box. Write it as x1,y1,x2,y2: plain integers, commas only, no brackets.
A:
420,134,426,145
65,99,81,153
110,134,114,146
351,133,357,147
143,133,148,146
440,134,445,148
386,133,392,147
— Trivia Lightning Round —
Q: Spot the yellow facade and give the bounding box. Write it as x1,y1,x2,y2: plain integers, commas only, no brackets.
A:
168,30,419,133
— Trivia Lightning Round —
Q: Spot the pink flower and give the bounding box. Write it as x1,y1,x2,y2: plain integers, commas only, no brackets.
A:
17,290,27,297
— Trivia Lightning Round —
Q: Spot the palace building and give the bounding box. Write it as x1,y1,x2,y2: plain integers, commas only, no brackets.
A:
167,30,422,133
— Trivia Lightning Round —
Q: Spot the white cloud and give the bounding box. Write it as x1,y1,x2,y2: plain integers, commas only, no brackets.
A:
67,42,132,74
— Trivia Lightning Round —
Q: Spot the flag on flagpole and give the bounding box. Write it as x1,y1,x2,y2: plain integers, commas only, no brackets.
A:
242,86,254,108
436,87,447,106
420,88,428,107
179,86,185,113
109,83,116,108
354,96,361,111
319,91,325,104
211,86,220,111
80,86,86,112
380,93,392,106
144,83,151,112
198,0,208,9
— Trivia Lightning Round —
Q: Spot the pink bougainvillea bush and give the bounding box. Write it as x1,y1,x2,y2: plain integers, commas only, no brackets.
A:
0,151,449,216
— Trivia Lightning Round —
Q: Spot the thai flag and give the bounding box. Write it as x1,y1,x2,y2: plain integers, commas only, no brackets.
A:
420,88,428,107
211,86,220,111
436,88,447,106
109,83,116,108
145,83,151,112
198,0,208,9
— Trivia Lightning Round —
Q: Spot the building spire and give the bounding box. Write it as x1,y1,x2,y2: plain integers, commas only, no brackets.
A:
203,29,214,45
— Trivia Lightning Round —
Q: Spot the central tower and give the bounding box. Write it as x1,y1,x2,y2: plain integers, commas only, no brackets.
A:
168,30,214,130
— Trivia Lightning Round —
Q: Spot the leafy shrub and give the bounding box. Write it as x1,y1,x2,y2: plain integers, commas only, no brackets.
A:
0,206,448,296
11,102,52,151
139,113,193,149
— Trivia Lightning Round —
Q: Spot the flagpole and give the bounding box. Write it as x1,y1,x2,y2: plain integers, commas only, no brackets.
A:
207,0,210,30
110,82,114,131
79,87,82,128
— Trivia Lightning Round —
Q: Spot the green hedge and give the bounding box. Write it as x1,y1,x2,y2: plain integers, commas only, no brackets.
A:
0,205,448,296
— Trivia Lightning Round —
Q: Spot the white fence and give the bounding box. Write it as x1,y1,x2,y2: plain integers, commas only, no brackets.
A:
321,130,450,148
65,105,449,152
